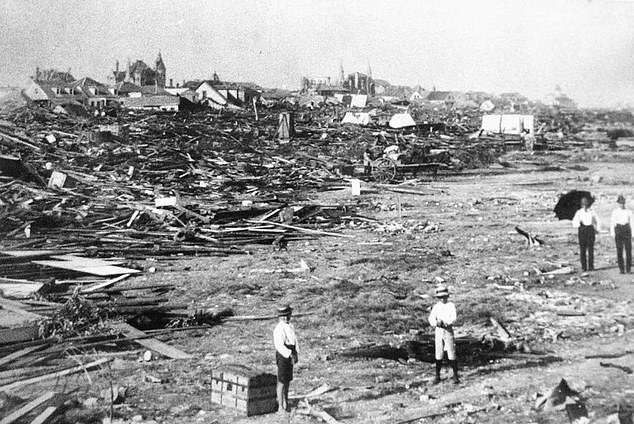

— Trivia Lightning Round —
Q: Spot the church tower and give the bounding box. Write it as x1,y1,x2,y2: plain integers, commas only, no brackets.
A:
155,52,166,88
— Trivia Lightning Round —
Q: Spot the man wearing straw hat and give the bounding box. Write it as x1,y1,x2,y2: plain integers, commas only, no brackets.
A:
610,195,632,274
428,284,459,384
273,304,298,413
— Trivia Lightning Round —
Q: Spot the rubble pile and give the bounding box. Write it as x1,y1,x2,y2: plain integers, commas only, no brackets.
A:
0,107,364,256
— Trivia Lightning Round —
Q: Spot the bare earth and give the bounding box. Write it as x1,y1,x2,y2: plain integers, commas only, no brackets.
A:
22,150,634,423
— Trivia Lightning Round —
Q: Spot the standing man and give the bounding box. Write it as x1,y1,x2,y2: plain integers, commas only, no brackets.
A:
428,284,459,385
610,195,632,274
363,147,373,176
572,196,599,272
273,305,298,413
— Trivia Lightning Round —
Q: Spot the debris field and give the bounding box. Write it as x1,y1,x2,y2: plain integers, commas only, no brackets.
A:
0,104,633,423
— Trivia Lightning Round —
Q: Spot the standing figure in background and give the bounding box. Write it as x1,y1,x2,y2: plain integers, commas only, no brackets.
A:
522,129,536,153
610,195,632,274
428,284,459,385
273,305,298,413
572,196,599,272
363,148,373,176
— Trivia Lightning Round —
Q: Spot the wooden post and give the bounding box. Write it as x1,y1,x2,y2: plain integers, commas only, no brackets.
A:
278,112,295,141
252,97,259,121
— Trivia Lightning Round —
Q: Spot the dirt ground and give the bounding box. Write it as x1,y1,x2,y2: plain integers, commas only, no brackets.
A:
19,149,634,423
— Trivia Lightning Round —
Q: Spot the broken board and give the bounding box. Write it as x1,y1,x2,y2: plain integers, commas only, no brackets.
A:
33,257,140,277
111,323,192,360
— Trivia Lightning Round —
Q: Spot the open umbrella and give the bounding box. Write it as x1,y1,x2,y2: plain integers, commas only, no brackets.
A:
554,190,594,220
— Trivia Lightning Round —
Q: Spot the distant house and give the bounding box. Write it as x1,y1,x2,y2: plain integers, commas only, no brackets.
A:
120,95,179,112
410,89,428,102
140,85,172,96
24,77,117,108
195,81,228,110
426,91,465,106
179,89,199,103
113,81,143,98
73,77,116,108
193,79,261,109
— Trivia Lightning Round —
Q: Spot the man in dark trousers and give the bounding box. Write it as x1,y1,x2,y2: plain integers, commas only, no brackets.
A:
273,305,298,413
572,196,599,272
610,195,632,274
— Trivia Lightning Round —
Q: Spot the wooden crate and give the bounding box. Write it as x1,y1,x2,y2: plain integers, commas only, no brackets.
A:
211,365,278,416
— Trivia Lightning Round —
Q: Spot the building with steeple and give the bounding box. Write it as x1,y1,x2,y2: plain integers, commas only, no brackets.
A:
112,52,167,88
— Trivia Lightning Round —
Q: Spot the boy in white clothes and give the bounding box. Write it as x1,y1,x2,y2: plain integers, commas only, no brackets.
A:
610,195,632,274
428,284,459,384
273,304,298,413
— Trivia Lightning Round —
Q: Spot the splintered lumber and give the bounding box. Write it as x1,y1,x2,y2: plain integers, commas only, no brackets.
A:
0,391,55,424
0,358,112,392
0,345,47,368
489,317,512,342
0,297,44,321
311,409,341,424
0,130,41,151
29,405,60,424
81,273,131,293
111,322,192,359
244,220,352,238
0,283,44,299
0,297,43,345
32,260,140,277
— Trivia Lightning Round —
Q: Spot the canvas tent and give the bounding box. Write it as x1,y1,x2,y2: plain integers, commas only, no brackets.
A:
389,113,416,129
350,94,368,108
341,112,372,126
481,114,534,135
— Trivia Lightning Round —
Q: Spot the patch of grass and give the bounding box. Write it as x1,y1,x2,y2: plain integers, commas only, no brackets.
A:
456,292,533,325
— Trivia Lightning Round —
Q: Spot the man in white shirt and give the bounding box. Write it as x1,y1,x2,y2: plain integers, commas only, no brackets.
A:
610,195,632,274
428,284,459,385
572,196,599,272
273,304,298,413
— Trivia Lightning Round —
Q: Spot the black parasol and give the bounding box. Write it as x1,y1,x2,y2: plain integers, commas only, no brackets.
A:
554,190,594,220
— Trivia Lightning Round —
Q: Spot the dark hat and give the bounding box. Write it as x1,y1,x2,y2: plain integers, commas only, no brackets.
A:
617,194,626,204
277,304,293,316
435,284,449,298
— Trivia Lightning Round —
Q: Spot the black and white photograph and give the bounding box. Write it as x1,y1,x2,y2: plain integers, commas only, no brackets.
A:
0,0,633,423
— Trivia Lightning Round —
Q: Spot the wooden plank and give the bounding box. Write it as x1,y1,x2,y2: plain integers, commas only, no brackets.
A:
32,261,140,277
0,358,112,392
0,345,47,368
48,255,125,266
0,391,55,424
81,274,131,293
0,297,44,322
0,325,39,345
0,250,58,259
0,283,44,299
29,405,59,424
111,323,192,360
244,220,352,238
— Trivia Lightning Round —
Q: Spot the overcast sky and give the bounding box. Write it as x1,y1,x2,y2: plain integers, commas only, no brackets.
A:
1,0,633,107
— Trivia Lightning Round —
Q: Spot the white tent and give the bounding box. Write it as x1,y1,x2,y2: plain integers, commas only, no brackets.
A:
481,114,534,135
479,100,495,112
350,94,368,108
341,112,372,126
389,113,416,129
